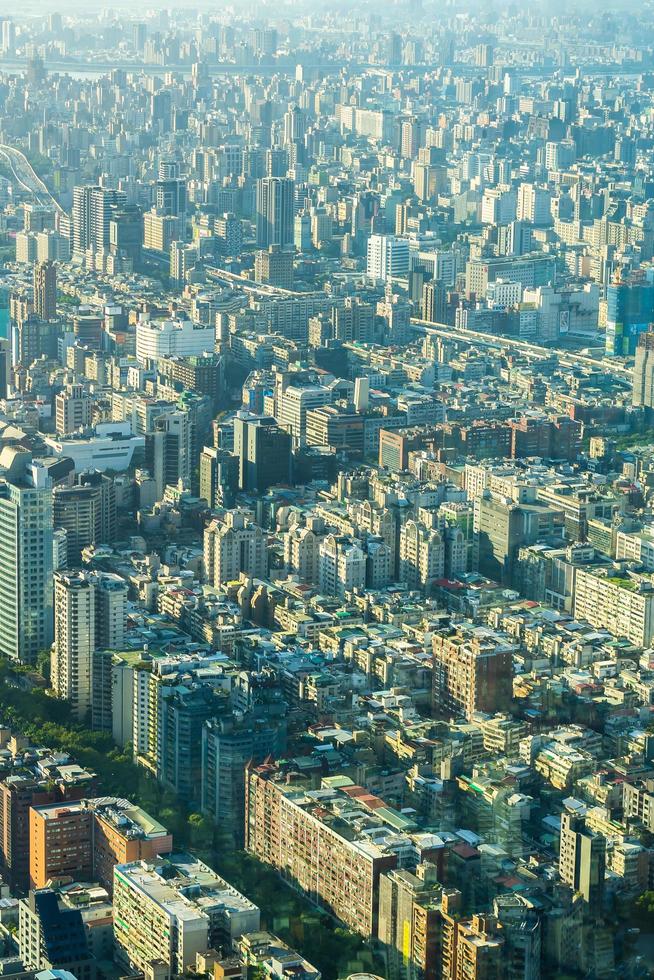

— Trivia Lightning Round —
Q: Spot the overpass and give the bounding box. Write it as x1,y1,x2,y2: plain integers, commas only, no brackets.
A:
0,144,65,216
409,317,633,383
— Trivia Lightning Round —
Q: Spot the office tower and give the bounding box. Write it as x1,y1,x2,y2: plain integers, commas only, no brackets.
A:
132,22,147,52
0,450,54,664
256,177,294,247
559,812,606,907
51,572,96,720
473,491,526,585
159,686,220,806
0,338,8,400
233,413,292,492
276,382,332,448
432,625,513,720
113,854,259,977
72,185,126,258
156,173,187,220
55,383,91,435
422,280,447,322
109,205,143,269
23,204,55,233
475,42,494,66
266,147,289,177
73,312,103,349
204,511,267,587
18,891,95,980
294,210,311,251
144,409,192,499
366,234,410,281
53,474,116,566
1,19,15,55
606,272,654,357
399,519,445,592
633,329,654,409
283,105,306,145
199,446,238,508
254,244,294,288
516,183,552,225
32,261,56,319
143,209,180,253
214,212,242,256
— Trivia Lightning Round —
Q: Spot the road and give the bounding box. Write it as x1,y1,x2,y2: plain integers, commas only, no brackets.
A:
409,317,633,382
0,144,65,216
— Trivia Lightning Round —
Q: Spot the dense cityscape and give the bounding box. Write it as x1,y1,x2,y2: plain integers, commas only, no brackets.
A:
0,3,652,980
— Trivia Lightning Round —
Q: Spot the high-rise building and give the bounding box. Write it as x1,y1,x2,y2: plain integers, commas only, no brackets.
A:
29,797,172,894
318,534,366,596
204,511,267,587
204,511,268,588
245,762,446,939
276,383,332,448
113,854,260,977
233,412,292,492
367,234,410,281
432,624,513,720
52,570,127,721
399,519,445,593
18,890,95,980
51,572,96,720
605,273,654,357
254,244,294,289
559,811,606,908
632,327,654,410
32,260,57,320
256,177,294,247
0,449,54,664
53,473,117,566
144,409,192,499
55,383,91,435
72,185,126,259
441,909,504,980
422,280,447,323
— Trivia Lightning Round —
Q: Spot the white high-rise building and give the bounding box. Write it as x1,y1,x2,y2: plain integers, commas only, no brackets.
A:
52,571,96,720
0,448,54,664
399,519,445,593
366,234,410,282
516,183,552,226
276,384,332,448
135,315,215,365
318,534,366,597
204,511,267,587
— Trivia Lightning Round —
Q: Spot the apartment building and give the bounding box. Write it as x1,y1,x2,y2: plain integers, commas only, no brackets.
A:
29,797,172,891
113,853,260,978
572,567,654,647
245,763,446,939
432,626,513,721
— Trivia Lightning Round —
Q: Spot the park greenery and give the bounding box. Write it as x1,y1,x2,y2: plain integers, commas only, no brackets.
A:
0,660,382,980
